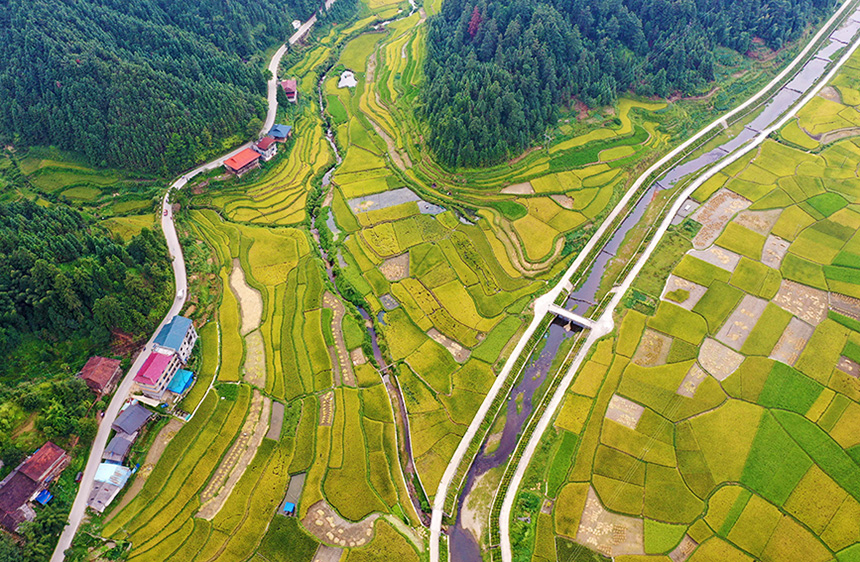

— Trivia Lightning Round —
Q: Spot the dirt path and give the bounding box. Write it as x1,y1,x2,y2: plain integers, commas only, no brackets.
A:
197,390,271,519
103,418,183,524
323,292,355,386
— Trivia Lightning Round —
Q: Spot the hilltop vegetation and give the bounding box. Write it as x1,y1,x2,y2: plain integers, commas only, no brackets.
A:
422,0,836,166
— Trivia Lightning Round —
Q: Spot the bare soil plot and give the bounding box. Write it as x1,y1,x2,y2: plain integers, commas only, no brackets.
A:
428,328,471,363
772,280,829,325
762,235,790,268
351,348,367,366
837,356,860,377
319,391,334,426
819,86,842,103
830,292,860,320
670,535,698,562
576,487,645,557
677,364,709,398
551,194,575,209
691,189,751,249
380,253,409,281
699,338,745,381
605,394,645,430
302,500,379,547
230,258,263,335
769,317,815,366
379,293,399,310
688,246,741,272
243,329,266,387
716,295,768,351
284,472,306,506
734,209,782,235
198,390,270,519
501,182,534,194
672,198,699,225
267,401,284,440
661,275,708,310
632,329,673,367
313,545,344,562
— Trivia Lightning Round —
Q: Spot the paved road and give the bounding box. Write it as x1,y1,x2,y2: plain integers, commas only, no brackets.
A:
497,6,860,562
427,0,860,560
49,6,330,560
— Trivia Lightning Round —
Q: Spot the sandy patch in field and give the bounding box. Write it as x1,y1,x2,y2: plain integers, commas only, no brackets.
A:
380,253,409,282
770,317,815,366
319,391,334,426
772,280,828,325
762,235,790,268
734,209,782,235
670,536,698,562
632,329,673,367
605,395,645,430
230,259,263,335
197,390,270,519
428,328,471,363
699,338,744,381
576,487,644,557
819,86,842,103
688,246,741,272
661,276,707,310
830,292,860,320
103,418,183,523
551,194,575,209
243,329,266,387
838,356,860,377
690,189,751,249
501,182,534,195
716,295,768,351
677,364,708,398
302,500,379,547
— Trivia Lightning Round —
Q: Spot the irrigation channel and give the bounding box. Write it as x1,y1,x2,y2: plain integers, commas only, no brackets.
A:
446,3,860,561
313,72,432,525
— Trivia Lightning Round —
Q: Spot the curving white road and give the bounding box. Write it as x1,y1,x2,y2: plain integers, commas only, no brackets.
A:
49,10,328,562
497,6,860,562
428,0,860,560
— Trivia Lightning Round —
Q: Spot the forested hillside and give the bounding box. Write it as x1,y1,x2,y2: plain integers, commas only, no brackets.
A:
0,200,171,375
423,0,836,167
0,0,326,174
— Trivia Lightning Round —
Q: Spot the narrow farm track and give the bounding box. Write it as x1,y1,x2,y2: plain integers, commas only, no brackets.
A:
50,6,332,560
428,0,860,560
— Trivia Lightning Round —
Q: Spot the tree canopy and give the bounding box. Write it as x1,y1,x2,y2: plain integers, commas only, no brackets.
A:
422,0,836,167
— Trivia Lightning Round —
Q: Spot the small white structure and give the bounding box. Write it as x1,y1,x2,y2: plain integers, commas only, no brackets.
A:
292,20,301,30
338,70,357,88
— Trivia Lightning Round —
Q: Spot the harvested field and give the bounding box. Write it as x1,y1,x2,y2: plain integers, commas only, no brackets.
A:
302,500,379,547
324,292,356,386
314,545,344,562
428,328,471,363
230,258,263,335
762,235,790,269
244,329,266,387
351,348,367,366
830,292,860,320
734,209,782,235
770,317,815,366
284,473,306,507
772,280,829,325
715,295,768,351
576,487,644,557
632,329,673,367
661,276,707,310
501,182,534,194
320,392,334,426
837,356,860,377
267,401,285,440
605,394,645,430
197,390,270,519
688,246,741,272
677,364,709,398
691,189,751,249
698,338,744,381
669,535,698,562
819,86,842,103
551,194,575,209
379,294,399,310
380,253,409,281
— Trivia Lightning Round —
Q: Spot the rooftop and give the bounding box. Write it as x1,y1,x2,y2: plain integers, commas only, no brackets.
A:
103,432,135,461
256,136,276,150
153,316,193,351
269,124,293,138
77,356,122,391
280,79,298,93
19,442,67,483
0,471,37,515
167,369,194,394
111,403,152,435
135,352,173,386
224,148,261,171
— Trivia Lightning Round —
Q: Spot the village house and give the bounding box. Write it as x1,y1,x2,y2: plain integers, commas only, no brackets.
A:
153,315,198,363
253,136,278,161
134,352,181,400
87,463,132,513
268,124,293,142
280,79,298,102
111,403,152,436
102,432,136,464
224,148,262,176
77,356,123,396
0,442,69,532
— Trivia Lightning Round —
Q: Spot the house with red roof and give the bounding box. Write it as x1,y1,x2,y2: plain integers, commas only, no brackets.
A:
253,136,278,161
77,356,123,396
134,351,181,400
280,79,298,103
224,148,261,176
0,442,69,533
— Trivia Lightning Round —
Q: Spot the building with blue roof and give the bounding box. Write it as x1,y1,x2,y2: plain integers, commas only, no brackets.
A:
268,124,293,142
153,315,198,363
167,369,194,395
